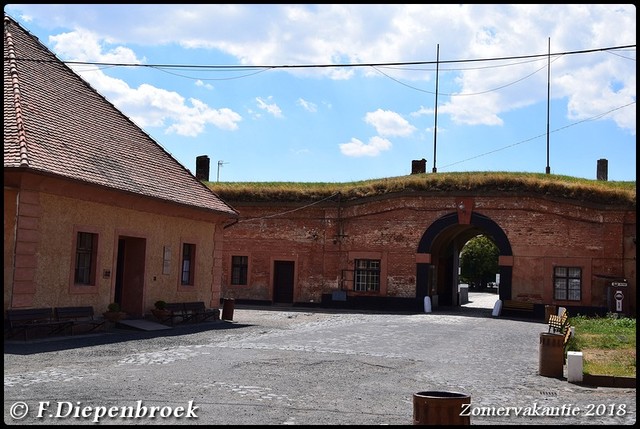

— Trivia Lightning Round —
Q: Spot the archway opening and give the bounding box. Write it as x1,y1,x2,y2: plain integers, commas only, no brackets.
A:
416,212,512,311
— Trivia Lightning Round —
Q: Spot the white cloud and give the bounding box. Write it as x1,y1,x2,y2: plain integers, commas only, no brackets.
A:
195,80,214,90
411,106,433,118
339,136,392,157
364,109,416,137
48,29,242,137
49,29,142,64
256,96,284,118
297,98,317,113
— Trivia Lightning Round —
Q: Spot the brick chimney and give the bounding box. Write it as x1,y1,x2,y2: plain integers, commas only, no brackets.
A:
411,158,427,174
196,155,210,181
597,159,608,181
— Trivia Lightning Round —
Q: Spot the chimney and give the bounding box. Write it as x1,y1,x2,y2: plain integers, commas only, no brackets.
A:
196,155,210,181
597,159,608,181
411,158,427,174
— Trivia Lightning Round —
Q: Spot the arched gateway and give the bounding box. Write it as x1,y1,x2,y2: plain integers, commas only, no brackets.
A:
416,207,513,308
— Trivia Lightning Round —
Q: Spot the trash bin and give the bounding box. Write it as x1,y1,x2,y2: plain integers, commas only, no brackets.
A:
413,391,471,425
539,332,564,378
544,305,557,323
222,298,235,321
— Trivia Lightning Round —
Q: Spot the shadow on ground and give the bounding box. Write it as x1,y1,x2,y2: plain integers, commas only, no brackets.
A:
4,321,252,355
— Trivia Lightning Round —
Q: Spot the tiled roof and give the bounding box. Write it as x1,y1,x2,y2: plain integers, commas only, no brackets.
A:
3,15,237,217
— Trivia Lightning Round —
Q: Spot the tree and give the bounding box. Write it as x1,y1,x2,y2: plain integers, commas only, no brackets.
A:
459,235,499,288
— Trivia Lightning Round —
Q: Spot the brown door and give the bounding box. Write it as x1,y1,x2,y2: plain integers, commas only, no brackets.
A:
273,261,294,304
114,236,146,317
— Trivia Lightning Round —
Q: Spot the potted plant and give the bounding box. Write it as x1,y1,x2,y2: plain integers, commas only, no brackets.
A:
151,300,171,320
103,302,127,322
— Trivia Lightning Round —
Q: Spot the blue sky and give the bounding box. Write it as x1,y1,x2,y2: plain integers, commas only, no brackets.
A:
5,4,636,182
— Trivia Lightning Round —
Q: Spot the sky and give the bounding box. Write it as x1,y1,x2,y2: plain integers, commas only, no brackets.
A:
5,4,636,183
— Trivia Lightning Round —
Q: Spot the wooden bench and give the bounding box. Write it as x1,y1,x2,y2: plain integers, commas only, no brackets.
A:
502,300,535,315
546,308,572,348
54,306,105,334
6,308,73,341
183,301,220,323
154,302,188,325
547,312,568,334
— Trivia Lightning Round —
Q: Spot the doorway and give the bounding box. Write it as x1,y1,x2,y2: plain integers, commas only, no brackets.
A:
273,260,295,304
114,236,146,317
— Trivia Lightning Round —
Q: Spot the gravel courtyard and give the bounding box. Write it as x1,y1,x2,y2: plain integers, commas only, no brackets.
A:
4,294,636,425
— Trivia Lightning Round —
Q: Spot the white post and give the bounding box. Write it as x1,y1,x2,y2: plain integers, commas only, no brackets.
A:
424,296,432,313
567,351,583,383
492,299,502,317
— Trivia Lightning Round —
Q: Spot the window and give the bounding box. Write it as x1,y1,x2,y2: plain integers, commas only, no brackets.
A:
231,255,248,285
181,243,195,285
162,246,171,275
553,266,582,301
354,259,380,292
75,232,97,285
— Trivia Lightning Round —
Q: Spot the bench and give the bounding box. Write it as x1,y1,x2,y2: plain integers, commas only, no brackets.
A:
183,301,220,323
54,306,105,334
546,309,572,348
502,300,535,315
547,312,568,334
152,302,220,325
6,308,73,341
154,302,188,325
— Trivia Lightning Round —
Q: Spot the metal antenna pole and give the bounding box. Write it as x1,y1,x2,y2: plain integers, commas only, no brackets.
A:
217,160,228,182
546,37,551,174
432,44,439,173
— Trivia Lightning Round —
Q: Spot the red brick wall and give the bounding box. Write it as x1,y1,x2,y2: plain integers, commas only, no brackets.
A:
220,193,636,315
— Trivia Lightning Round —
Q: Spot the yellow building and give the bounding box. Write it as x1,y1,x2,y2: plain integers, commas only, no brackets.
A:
4,15,237,317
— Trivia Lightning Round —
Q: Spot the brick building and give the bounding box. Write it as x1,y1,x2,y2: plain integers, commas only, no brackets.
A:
210,164,636,318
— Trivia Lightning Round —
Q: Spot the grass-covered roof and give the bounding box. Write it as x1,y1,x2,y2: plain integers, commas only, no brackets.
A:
206,172,635,207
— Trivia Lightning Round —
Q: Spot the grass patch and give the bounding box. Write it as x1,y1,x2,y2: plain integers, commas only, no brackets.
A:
567,314,636,377
207,172,636,206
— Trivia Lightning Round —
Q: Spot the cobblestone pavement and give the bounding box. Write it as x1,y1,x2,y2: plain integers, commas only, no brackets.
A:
4,293,636,425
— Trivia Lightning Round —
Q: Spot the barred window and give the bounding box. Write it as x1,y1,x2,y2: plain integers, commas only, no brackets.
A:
181,243,196,285
553,266,581,301
75,232,97,285
231,255,248,285
354,259,380,292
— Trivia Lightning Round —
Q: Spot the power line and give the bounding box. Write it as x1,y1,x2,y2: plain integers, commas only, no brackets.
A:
371,55,564,97
439,101,637,171
235,192,341,223
8,44,635,71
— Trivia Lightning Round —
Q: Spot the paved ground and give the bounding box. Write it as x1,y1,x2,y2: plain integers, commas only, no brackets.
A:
4,292,636,425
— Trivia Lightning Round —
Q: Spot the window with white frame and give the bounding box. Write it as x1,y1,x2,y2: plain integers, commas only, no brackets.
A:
553,266,582,301
354,259,380,292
